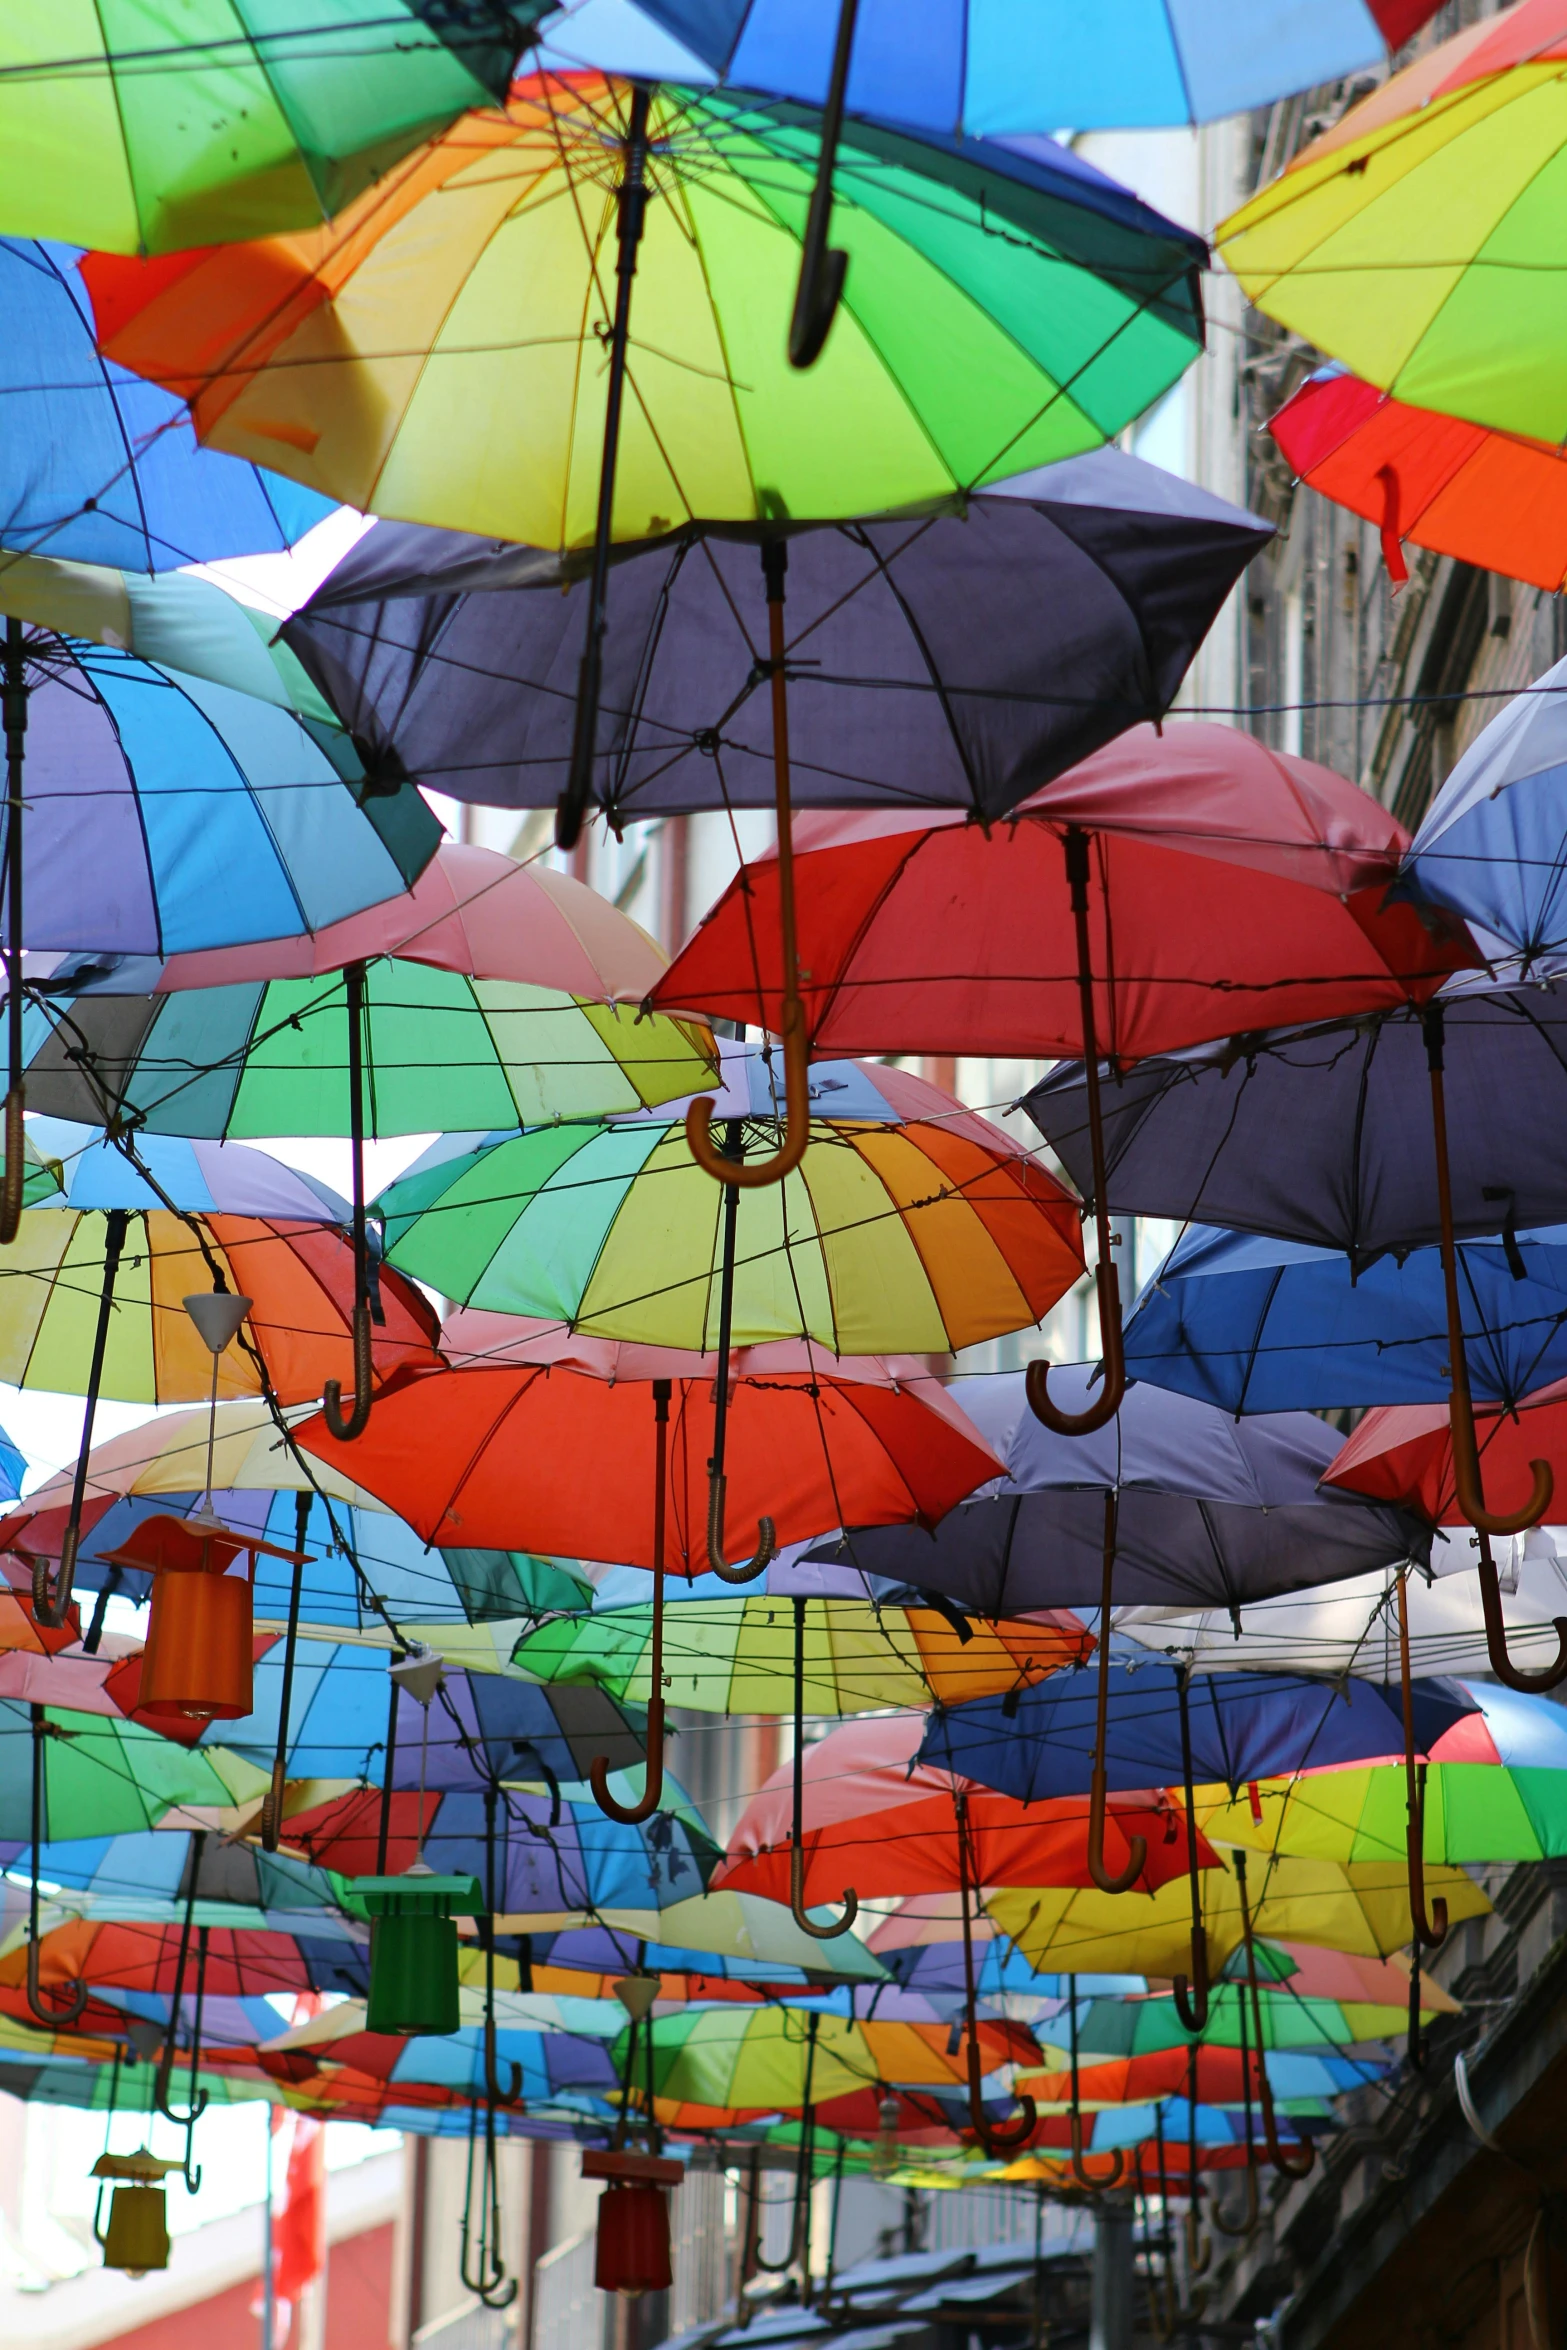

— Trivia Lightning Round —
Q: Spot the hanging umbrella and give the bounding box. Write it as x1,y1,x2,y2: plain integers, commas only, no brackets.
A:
1021,2047,1389,2111
377,1046,1084,1355
1121,1222,1567,1415
0,240,331,571
0,1702,250,1840
526,1892,887,1987
654,719,1473,1423
0,9,548,254
1217,1,1567,448
1267,362,1567,593
509,1561,1090,1718
1071,1947,1459,2056
0,1916,368,2003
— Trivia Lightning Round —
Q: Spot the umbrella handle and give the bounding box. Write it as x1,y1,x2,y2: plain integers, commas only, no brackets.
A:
1405,1769,1448,1952
1209,2158,1259,2238
1085,1496,1145,1896
789,1838,858,1941
26,1931,86,2029
484,2011,525,2109
31,1540,75,1635
322,1299,374,1442
1026,1266,1126,1435
965,2029,1036,2157
1448,1397,1551,1538
1474,1529,1567,1691
0,1085,23,1247
706,1470,775,1584
1068,2106,1123,2193
1184,2202,1211,2280
592,1689,665,1825
1172,1924,1210,2035
787,0,861,369
1088,1763,1145,1897
592,1381,669,1824
1255,2052,1314,2182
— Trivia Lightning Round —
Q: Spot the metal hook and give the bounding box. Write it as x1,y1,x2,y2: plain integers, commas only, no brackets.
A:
787,1595,857,1939
1423,1007,1551,1537
322,963,375,1442
592,1382,669,1824
1086,1494,1144,1897
688,545,811,1195
1028,830,1126,1436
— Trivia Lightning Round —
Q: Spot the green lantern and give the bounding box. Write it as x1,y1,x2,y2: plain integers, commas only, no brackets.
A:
351,1873,481,2036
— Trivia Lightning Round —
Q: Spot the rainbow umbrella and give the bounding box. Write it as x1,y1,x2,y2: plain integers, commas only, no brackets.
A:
378,1046,1083,1355
1218,2,1567,445
617,2003,1036,2124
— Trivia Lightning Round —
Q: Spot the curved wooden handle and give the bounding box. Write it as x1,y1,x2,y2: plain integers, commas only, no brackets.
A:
687,1008,812,1192
1406,1797,1449,1952
1209,2161,1259,2238
706,1471,775,1584
1069,2107,1124,2193
1449,1408,1553,1538
1184,2204,1211,2279
966,2029,1036,2155
789,1838,858,1941
322,1300,374,1442
1087,1769,1145,1898
31,1534,75,1633
26,1935,86,2027
1256,2054,1315,2181
1475,1531,1567,1691
484,2016,526,2109
1172,1923,1210,2034
1026,1262,1125,1435
590,1692,664,1825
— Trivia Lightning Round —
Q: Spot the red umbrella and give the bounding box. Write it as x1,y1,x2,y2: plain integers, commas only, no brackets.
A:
1270,364,1567,593
713,1713,1214,2157
652,722,1474,1438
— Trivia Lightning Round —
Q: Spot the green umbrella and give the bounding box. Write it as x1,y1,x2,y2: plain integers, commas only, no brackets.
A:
0,5,547,255
0,1704,259,1841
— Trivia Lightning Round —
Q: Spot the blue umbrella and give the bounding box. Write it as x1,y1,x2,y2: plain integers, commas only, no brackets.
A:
0,241,330,571
1124,1223,1567,1415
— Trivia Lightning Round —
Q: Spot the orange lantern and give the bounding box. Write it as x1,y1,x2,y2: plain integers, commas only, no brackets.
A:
105,1511,302,1723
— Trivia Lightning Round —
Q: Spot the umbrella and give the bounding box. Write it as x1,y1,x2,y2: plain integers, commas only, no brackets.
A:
1024,978,1567,1677
379,1052,1083,1357
25,840,715,1439
0,240,330,570
1217,1,1567,447
652,719,1472,1421
1074,1943,1461,2053
616,2003,1033,2125
0,9,545,254
1121,1221,1567,1415
0,1702,251,1841
985,1851,1490,1976
509,1562,1090,1718
1267,362,1567,593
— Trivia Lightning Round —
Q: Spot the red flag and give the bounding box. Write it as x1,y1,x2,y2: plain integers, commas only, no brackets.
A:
274,2116,327,2310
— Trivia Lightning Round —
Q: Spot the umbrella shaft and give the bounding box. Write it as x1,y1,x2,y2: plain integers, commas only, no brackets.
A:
2,616,22,1095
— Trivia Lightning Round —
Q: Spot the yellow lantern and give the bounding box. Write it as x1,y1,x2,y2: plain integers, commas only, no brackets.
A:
92,2150,180,2276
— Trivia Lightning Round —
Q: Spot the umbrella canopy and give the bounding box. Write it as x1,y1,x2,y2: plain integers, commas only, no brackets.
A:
280,450,1271,824
1398,656,1567,972
25,845,716,1133
1020,2046,1388,2110
713,1717,1213,1908
510,1563,1090,1717
1022,984,1567,1264
84,73,1207,544
297,1336,1002,1568
0,1702,255,1841
1122,1221,1567,1415
0,8,541,254
0,623,438,957
1267,363,1567,594
378,1048,1083,1355
0,240,330,569
1327,1378,1567,1527
0,1916,365,2002
986,1852,1490,1975
620,2003,1034,2124
0,1138,439,1407
1071,1948,1458,2057
261,2006,622,2106
542,0,1442,131
917,1655,1475,1801
1217,1,1567,446
650,722,1472,1061
809,1368,1428,1612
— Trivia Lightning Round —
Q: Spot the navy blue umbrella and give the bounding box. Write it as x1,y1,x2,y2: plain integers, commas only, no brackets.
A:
1123,1223,1567,1417
0,241,330,571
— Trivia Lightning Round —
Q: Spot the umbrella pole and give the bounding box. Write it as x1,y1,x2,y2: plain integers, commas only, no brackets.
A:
788,1594,857,1939
787,0,861,367
1067,1978,1121,2191
0,616,26,1244
556,82,653,854
1421,1006,1551,1540
177,1928,209,2196
1395,1568,1448,1951
322,961,376,1441
956,1790,1035,2156
1184,2042,1210,2282
687,539,811,1191
1171,1667,1210,2029
591,1379,669,1823
705,1116,775,1582
482,1784,523,2106
26,1702,87,2025
1028,827,1126,1436
1086,1492,1145,1896
36,1208,129,1630
1408,1876,1428,2072
1233,1850,1313,2180
375,1666,399,1876
260,1489,313,1853
1210,1946,1259,2237
154,1832,210,2130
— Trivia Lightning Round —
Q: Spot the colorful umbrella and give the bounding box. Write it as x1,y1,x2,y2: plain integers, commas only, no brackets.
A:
0,8,546,254
1329,1377,1567,1527
85,73,1206,547
0,1704,255,1840
1267,362,1567,593
1217,1,1567,446
1073,1944,1459,2054
1122,1221,1567,1414
0,240,330,569
377,1047,1083,1355
281,448,1271,827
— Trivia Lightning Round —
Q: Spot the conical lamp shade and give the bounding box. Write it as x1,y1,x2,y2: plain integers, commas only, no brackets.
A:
182,1291,253,1355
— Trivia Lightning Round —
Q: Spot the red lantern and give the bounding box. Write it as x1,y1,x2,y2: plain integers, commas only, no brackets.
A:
583,2149,683,2298
104,1512,303,1723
